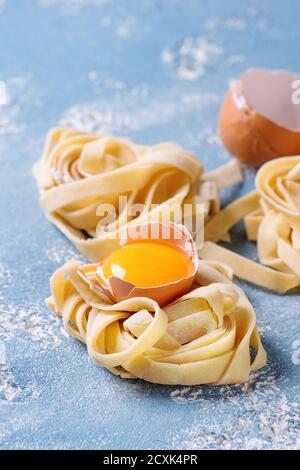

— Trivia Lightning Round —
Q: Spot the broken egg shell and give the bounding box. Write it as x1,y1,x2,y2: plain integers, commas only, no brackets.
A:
98,274,196,307
219,69,300,167
95,222,198,307
121,221,197,259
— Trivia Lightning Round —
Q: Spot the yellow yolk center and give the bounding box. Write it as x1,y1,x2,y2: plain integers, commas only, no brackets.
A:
102,242,194,288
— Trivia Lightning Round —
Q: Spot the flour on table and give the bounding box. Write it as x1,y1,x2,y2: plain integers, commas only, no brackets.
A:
110,15,149,41
171,387,204,403
38,0,112,13
0,76,31,137
60,90,218,136
115,16,138,39
0,263,12,290
170,370,300,450
0,300,63,349
0,342,28,403
45,245,83,264
162,38,223,81
187,126,221,147
205,17,246,32
225,54,245,66
0,366,23,403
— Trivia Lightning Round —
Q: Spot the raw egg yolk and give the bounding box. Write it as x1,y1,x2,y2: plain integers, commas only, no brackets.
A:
101,242,194,288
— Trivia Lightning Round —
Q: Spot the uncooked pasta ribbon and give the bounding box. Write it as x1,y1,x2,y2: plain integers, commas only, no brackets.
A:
46,260,266,385
199,156,300,292
33,128,242,261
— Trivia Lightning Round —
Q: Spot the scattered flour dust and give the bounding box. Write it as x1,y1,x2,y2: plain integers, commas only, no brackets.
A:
0,262,64,349
0,260,63,404
186,126,221,147
60,91,218,135
45,244,82,264
114,16,140,40
162,38,223,81
60,102,142,135
0,300,64,350
0,263,12,289
0,342,32,403
38,0,111,12
0,76,31,136
100,15,145,40
225,54,245,66
205,17,246,32
170,371,300,450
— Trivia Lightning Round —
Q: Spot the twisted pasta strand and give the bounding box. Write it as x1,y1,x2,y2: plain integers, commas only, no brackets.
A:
200,156,300,292
47,260,266,385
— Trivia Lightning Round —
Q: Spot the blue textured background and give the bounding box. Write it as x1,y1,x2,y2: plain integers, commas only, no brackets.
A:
0,0,299,450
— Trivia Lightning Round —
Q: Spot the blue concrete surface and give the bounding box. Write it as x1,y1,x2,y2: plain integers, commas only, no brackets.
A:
0,0,299,450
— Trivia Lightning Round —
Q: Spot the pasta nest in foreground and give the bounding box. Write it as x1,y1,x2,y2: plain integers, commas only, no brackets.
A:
200,156,300,292
33,128,241,261
47,260,266,386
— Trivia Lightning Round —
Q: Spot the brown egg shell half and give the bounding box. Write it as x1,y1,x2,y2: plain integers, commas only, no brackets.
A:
95,222,199,307
121,221,197,258
219,69,300,167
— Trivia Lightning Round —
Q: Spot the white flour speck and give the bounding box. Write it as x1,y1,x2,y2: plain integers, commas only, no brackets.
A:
0,301,63,349
88,70,98,81
115,17,136,39
183,126,222,149
181,93,219,106
171,387,204,403
0,103,21,136
225,18,246,30
98,14,146,40
0,366,23,403
0,342,24,403
205,17,246,31
45,245,82,264
201,127,222,146
162,37,223,81
89,74,127,91
0,76,31,136
100,16,111,28
0,342,6,365
225,54,245,66
0,263,12,290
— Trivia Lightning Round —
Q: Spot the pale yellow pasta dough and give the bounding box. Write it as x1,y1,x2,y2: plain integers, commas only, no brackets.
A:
33,128,242,262
46,259,266,385
199,156,300,292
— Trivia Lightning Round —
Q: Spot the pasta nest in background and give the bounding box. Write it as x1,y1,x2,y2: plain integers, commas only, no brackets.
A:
200,156,300,292
47,259,266,386
33,128,241,262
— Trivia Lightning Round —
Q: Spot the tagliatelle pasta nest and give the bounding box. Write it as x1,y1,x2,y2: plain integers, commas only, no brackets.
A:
33,128,242,261
200,156,300,292
46,260,266,385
